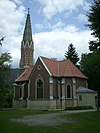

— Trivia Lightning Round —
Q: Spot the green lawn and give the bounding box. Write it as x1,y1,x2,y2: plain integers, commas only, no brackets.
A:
0,109,100,133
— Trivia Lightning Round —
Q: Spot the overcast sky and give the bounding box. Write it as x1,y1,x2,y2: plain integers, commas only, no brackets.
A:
0,0,94,68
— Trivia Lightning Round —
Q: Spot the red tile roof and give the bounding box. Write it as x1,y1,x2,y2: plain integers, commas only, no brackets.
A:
40,56,87,79
15,66,33,82
15,56,87,82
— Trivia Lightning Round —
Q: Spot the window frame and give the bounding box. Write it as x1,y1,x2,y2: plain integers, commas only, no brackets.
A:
66,84,72,99
35,75,44,99
37,79,43,99
19,87,22,100
79,95,82,101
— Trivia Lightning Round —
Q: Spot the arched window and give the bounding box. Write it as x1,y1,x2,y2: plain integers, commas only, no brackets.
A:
37,79,43,98
66,84,71,98
19,87,22,99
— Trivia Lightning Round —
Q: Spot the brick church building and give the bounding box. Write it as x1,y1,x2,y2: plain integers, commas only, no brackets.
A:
13,9,96,109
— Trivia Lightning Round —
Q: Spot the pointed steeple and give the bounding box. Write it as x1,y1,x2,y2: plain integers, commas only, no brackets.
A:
20,8,34,69
22,8,33,45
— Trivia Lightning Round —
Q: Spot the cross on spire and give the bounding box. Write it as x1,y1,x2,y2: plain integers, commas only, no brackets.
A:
28,8,30,14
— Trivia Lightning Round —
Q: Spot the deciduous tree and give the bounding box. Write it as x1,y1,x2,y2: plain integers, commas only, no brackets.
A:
0,52,13,108
86,0,100,52
80,52,100,95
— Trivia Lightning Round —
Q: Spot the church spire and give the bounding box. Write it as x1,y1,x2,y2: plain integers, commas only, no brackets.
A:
22,8,33,44
20,8,34,69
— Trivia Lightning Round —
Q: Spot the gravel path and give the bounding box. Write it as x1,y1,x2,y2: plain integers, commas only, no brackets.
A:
11,113,75,126
11,109,96,126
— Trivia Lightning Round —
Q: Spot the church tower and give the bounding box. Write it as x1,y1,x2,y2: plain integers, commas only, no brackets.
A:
20,8,34,69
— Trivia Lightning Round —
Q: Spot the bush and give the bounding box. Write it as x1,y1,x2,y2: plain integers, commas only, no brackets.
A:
65,106,93,110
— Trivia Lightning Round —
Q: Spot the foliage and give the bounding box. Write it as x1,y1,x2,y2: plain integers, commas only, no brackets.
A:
86,0,100,52
80,52,100,95
64,43,79,65
65,106,93,110
0,52,13,108
80,0,100,96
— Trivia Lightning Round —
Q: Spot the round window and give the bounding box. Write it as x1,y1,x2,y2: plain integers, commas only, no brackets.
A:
38,65,41,70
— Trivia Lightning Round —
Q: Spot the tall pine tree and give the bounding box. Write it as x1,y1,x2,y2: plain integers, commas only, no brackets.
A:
64,43,79,65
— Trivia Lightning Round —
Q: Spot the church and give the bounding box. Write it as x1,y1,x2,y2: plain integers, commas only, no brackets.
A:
13,9,97,109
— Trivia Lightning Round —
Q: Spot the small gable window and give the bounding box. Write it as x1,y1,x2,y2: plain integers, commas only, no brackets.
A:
38,65,41,70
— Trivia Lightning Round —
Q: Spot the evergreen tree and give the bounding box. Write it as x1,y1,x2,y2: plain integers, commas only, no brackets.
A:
86,0,100,52
64,43,79,65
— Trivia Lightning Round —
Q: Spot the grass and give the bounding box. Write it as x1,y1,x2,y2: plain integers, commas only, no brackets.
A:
0,109,100,133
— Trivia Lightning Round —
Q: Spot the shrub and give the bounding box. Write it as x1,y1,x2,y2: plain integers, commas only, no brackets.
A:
65,106,93,110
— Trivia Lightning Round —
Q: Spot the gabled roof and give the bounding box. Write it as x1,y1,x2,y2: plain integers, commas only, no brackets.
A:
40,56,87,79
77,86,97,93
15,66,33,82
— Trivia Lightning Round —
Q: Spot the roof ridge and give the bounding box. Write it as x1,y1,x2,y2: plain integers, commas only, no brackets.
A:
40,56,57,62
40,56,67,62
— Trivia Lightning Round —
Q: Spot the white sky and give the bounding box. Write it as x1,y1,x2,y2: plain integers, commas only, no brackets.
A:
0,0,94,68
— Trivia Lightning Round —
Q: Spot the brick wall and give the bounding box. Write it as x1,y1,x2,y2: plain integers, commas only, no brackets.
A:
29,58,50,100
